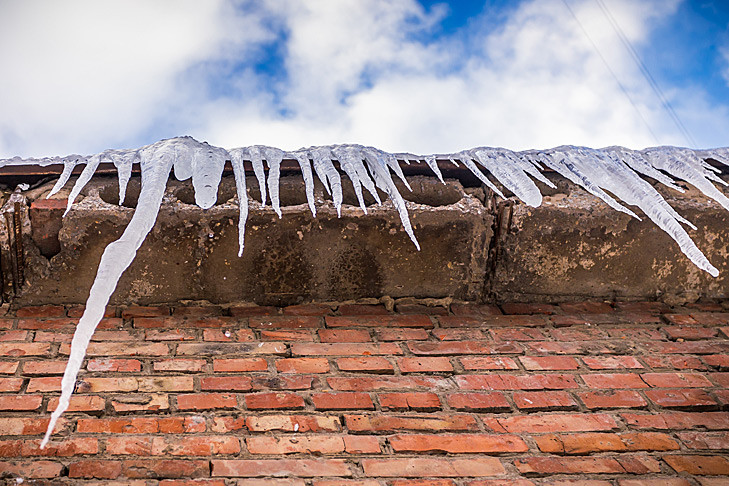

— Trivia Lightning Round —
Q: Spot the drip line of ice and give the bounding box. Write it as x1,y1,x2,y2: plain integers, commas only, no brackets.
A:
1,136,726,446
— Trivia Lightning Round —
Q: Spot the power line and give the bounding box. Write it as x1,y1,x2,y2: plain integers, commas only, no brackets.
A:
594,0,697,148
560,0,661,146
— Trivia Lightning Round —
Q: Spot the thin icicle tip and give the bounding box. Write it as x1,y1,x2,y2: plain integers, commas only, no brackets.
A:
2,136,726,446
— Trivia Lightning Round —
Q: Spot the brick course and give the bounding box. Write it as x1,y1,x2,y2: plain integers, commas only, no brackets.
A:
0,302,727,483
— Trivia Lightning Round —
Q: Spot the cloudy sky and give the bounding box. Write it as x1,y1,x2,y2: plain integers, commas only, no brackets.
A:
1,0,727,158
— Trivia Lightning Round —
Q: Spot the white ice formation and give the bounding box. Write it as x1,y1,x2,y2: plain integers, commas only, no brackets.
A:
0,136,727,446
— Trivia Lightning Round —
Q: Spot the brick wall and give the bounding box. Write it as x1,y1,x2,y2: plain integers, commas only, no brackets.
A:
0,301,728,484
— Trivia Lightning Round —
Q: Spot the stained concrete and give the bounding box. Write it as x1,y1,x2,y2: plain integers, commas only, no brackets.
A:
9,170,729,306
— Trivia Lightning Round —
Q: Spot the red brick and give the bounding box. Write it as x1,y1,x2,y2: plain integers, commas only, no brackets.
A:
319,329,371,342
87,358,142,372
433,329,485,341
607,327,663,340
409,341,522,356
615,301,669,313
177,342,286,356
249,316,321,329
0,377,22,392
200,376,252,391
398,357,453,373
379,392,440,411
645,389,717,409
0,362,18,374
643,355,707,370
344,435,381,454
48,395,105,412
27,376,61,392
451,304,503,316
361,458,504,477
122,459,209,478
535,432,679,454
245,392,304,410
202,328,248,342
618,479,692,486
390,434,527,453
327,315,433,328
283,304,332,316
516,456,659,474
520,356,579,370
122,306,169,318
664,326,718,340
582,356,644,370
68,460,123,479
664,455,729,475
378,329,429,342
442,315,547,328
456,374,578,390
621,412,729,430
336,357,394,373
145,328,197,341
247,436,344,454
328,376,448,391
213,358,268,372
0,460,63,478
229,305,278,317
551,328,608,341
395,304,448,315
0,395,42,411
647,341,729,354
447,392,510,412
111,394,169,412
244,415,340,433
338,304,388,315
641,372,713,388
212,459,351,477
78,417,202,434
16,437,99,457
292,343,402,356
153,359,206,373
559,302,613,314
177,393,237,410
60,341,168,356
501,303,558,315
0,342,51,356
712,372,729,387
312,392,374,410
460,356,519,370
277,358,330,374
16,305,66,318
704,354,729,369
0,330,27,341
578,390,647,409
678,431,729,450
107,436,240,455
20,360,65,375
250,375,313,391
513,391,578,411
31,331,71,343
490,328,546,341
581,373,648,389
345,414,477,433
260,331,310,343
487,414,617,433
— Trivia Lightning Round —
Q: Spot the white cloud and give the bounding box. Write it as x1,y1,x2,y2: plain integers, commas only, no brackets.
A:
2,0,728,158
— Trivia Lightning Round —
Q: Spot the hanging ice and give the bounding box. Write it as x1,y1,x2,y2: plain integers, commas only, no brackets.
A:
0,136,727,445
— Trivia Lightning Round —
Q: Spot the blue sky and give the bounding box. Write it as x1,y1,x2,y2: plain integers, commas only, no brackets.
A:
0,0,727,158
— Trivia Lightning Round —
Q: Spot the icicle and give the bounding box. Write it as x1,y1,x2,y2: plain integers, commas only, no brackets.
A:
603,146,684,193
455,155,506,200
230,150,249,257
263,147,284,218
469,148,545,207
189,143,228,209
41,138,180,448
332,145,379,213
291,150,317,217
310,146,343,216
47,159,79,199
106,150,137,205
424,156,445,184
247,146,268,206
363,147,419,250
64,154,101,216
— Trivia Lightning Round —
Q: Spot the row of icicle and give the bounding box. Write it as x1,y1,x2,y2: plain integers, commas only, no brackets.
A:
1,136,728,446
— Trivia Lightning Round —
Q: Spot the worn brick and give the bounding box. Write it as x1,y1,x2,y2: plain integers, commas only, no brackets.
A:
581,373,648,389
377,328,429,341
212,459,351,477
88,358,142,372
328,376,448,391
16,305,66,318
245,392,304,410
154,359,206,373
336,357,394,373
229,305,278,317
68,460,123,479
389,434,527,453
107,436,240,455
247,436,344,455
520,356,579,370
395,304,448,315
379,393,440,411
459,356,519,370
451,303,503,316
0,361,18,374
48,395,106,412
177,393,237,410
645,389,717,409
292,343,401,356
61,341,168,356
338,304,388,315
0,330,28,341
327,315,433,328
678,431,729,450
0,460,64,478
641,372,713,388
122,459,209,478
487,414,617,433
112,394,169,412
501,303,558,315
178,342,286,356
447,392,510,412
260,329,313,341
664,455,729,475
582,356,644,370
318,329,371,342
0,342,51,356
409,341,521,356
213,358,268,372
250,375,314,391
250,316,322,329
201,376,253,391
361,458,505,477
491,328,546,341
244,415,340,433
312,392,374,410
343,435,381,454
398,357,453,373
456,374,577,390
513,391,578,411
578,390,647,409
345,414,477,433
0,395,42,411
535,432,679,454
276,358,330,374
643,355,707,370
283,304,332,316
78,417,202,434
